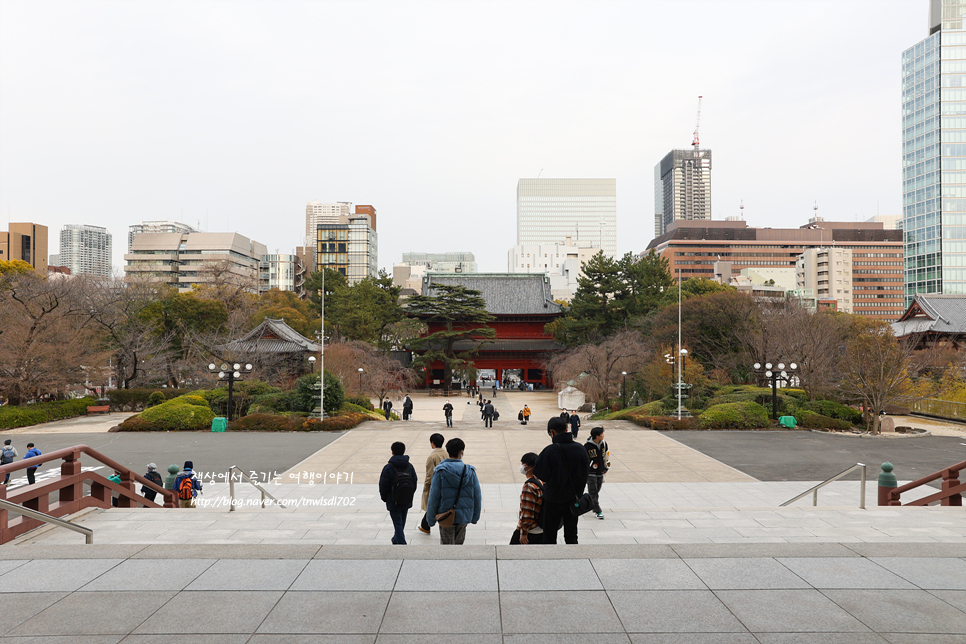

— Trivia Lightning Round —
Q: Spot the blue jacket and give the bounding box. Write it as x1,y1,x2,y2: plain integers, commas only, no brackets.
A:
379,454,418,511
24,447,41,468
426,458,482,527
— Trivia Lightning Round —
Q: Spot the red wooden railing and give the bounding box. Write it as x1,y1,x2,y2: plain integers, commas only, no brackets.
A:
883,459,966,507
0,444,176,544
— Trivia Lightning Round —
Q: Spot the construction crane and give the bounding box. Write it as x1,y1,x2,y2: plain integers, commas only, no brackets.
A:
691,95,703,148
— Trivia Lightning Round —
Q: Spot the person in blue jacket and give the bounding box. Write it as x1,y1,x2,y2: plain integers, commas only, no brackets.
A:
425,438,482,545
23,443,41,485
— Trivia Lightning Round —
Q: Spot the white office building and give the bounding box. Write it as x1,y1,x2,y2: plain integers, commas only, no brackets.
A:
516,178,616,258
259,253,306,298
508,237,600,301
60,224,112,277
128,220,198,251
796,247,854,314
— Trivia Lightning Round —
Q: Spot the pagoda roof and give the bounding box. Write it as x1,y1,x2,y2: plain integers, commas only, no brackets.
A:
892,295,966,336
220,318,321,353
421,273,564,316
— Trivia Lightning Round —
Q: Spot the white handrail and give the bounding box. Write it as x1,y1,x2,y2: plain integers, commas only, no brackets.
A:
780,463,867,509
0,499,94,544
227,465,287,512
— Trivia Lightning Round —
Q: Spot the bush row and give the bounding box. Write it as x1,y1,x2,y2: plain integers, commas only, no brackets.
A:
0,397,97,429
796,411,852,430
106,388,181,411
227,411,370,432
698,401,769,429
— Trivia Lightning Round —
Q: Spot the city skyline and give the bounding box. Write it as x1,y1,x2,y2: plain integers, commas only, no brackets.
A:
1,1,920,275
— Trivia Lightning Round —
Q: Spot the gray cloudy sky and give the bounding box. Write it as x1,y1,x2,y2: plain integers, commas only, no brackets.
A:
0,0,923,274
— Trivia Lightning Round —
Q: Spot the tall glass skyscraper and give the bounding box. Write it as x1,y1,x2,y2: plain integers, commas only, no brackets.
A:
903,0,966,299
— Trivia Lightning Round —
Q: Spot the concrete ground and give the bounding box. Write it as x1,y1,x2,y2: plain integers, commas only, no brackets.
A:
1,412,135,434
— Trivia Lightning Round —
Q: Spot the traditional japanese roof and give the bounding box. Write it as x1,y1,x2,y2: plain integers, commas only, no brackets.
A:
892,295,966,337
421,273,564,316
219,318,321,354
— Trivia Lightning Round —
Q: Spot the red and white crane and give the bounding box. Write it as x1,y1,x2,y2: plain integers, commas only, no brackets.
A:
691,95,703,149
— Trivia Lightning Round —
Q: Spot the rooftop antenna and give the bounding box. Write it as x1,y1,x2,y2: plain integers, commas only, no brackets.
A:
692,95,703,149
537,169,543,178
739,200,745,220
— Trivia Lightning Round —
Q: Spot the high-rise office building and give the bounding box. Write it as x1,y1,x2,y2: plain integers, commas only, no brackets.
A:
306,202,352,244
0,222,48,272
128,220,198,251
125,232,266,292
654,149,712,238
316,207,378,285
60,224,112,277
259,253,306,298
903,1,966,299
516,178,616,257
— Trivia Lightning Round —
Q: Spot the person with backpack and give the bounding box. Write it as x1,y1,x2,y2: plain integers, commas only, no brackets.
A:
511,452,545,544
23,443,42,485
140,463,164,503
174,461,202,508
1,439,18,485
425,438,482,545
379,441,418,545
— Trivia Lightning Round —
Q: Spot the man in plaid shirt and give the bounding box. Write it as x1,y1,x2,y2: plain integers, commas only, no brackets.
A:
511,452,545,544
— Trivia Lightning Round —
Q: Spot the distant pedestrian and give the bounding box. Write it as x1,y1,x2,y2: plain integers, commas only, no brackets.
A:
443,400,454,427
418,433,447,535
585,427,608,519
511,452,545,545
483,399,495,428
23,443,41,485
109,470,122,507
569,411,581,438
402,394,413,421
1,440,18,485
379,441,418,545
174,461,202,508
426,438,482,545
534,416,590,544
523,405,531,425
382,399,393,420
140,463,164,503
559,409,570,423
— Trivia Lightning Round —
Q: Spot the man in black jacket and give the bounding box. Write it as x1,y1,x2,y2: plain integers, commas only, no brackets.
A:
379,442,418,545
533,416,590,544
482,400,495,428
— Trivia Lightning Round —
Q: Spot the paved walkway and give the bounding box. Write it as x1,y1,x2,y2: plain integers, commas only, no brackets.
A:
1,412,134,434
0,543,964,641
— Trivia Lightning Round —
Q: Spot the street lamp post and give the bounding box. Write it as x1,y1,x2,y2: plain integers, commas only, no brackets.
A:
753,361,799,420
665,348,691,419
621,371,627,409
357,367,364,395
208,362,252,422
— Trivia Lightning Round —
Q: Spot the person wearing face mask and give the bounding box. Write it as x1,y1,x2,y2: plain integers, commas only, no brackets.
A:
510,452,545,545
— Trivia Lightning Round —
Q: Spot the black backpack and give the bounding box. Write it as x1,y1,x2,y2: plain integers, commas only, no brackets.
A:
390,463,416,505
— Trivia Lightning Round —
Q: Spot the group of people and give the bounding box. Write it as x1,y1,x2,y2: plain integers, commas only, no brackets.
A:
1,439,42,485
517,405,531,425
381,394,414,421
477,396,498,427
378,416,610,546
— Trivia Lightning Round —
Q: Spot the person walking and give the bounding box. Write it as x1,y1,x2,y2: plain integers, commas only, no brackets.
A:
382,398,393,420
140,463,164,503
442,400,454,427
1,440,18,485
534,417,590,544
559,409,571,423
418,433,447,535
174,461,202,508
402,394,413,421
569,411,581,438
585,427,608,519
23,443,41,485
425,438,482,545
379,441,418,545
511,452,545,545
482,399,495,428
522,405,531,425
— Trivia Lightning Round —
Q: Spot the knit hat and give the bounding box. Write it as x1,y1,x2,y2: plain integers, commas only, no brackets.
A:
3,439,10,445
147,463,157,471
184,460,193,470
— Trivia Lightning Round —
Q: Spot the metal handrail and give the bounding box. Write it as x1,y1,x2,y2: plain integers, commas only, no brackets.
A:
780,463,867,509
227,465,286,512
0,499,93,544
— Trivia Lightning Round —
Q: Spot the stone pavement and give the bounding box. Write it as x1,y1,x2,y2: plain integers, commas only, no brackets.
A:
0,542,964,641
1,412,134,434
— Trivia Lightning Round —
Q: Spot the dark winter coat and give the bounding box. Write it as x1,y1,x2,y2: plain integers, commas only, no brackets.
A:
533,432,590,505
379,454,418,511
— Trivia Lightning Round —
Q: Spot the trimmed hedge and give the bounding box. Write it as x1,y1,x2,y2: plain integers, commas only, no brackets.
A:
792,400,861,424
227,411,370,432
118,395,215,431
107,388,180,411
345,395,374,411
147,391,166,407
698,401,769,429
0,397,97,429
797,410,852,430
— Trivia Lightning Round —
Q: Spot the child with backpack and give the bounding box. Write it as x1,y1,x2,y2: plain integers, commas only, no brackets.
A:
511,452,545,544
378,441,418,545
173,461,202,508
1,440,17,485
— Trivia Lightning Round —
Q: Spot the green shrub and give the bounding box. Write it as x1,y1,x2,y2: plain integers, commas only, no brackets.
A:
228,413,298,431
294,371,344,414
107,388,181,410
300,411,370,431
147,391,166,407
117,415,154,431
797,410,852,430
0,397,97,429
698,401,769,429
345,395,373,411
180,395,211,408
793,400,861,424
130,397,216,431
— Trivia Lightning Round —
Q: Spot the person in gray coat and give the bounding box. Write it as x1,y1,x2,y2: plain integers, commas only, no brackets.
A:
425,438,482,545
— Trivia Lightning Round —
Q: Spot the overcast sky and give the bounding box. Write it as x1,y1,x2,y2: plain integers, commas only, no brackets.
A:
0,0,924,274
